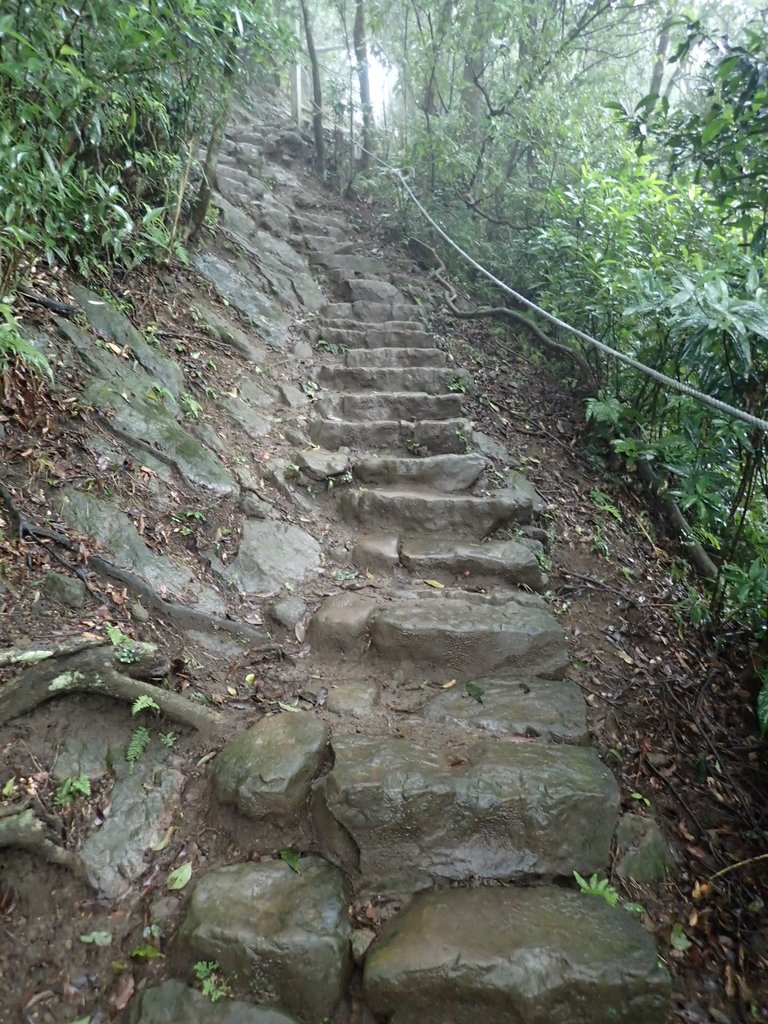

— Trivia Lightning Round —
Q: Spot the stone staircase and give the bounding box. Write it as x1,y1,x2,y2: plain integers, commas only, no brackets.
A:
134,114,672,1023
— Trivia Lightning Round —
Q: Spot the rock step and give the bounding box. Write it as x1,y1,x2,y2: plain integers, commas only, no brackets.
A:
321,301,423,324
363,887,671,1024
303,234,357,255
340,484,532,536
308,589,566,679
309,418,469,455
313,735,618,885
317,391,463,422
398,535,547,590
422,676,590,743
319,365,468,394
343,279,406,304
290,213,345,239
345,346,447,368
310,253,385,275
319,325,434,349
176,858,351,1021
352,453,486,491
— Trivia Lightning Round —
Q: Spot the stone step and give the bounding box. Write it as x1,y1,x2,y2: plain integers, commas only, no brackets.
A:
317,391,463,422
310,253,385,275
176,858,351,1021
362,887,670,1024
313,735,617,885
340,484,532,536
308,589,566,678
309,418,469,454
344,279,406,304
398,535,546,590
303,234,357,255
352,453,487,491
422,676,589,743
319,365,468,394
345,347,447,368
319,325,434,350
321,301,423,324
290,213,345,239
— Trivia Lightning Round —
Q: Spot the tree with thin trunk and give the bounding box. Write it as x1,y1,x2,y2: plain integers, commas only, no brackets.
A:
353,0,374,168
300,0,326,175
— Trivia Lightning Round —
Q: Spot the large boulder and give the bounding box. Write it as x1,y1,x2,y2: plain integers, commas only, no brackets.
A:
176,858,351,1022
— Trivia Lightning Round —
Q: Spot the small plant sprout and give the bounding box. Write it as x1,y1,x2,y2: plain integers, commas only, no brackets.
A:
132,694,160,717
126,726,151,769
573,871,620,906
180,392,203,420
448,375,470,394
193,960,231,1002
55,775,91,808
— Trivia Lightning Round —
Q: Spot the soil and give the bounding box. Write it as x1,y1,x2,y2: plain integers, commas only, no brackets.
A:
0,155,766,1024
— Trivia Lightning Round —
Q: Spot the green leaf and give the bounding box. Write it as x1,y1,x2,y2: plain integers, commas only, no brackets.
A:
2,777,16,797
465,682,485,704
670,923,692,951
167,862,192,890
130,942,163,959
131,694,160,716
279,849,302,873
79,931,112,946
757,679,768,735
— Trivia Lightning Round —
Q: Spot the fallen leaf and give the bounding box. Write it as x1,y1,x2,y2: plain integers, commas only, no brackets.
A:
441,679,457,689
196,751,217,767
226,686,237,696
166,862,192,891
279,849,302,873
79,931,112,946
423,579,444,589
465,682,485,703
110,972,134,1011
151,826,174,852
670,922,692,952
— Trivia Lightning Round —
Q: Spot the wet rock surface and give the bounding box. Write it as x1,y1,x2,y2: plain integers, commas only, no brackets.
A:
211,712,329,823
81,750,185,899
176,858,351,1021
363,887,671,1024
222,519,322,595
130,981,299,1024
422,676,590,742
314,735,619,884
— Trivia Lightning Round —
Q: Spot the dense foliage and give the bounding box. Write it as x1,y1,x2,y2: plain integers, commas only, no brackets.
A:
0,0,290,365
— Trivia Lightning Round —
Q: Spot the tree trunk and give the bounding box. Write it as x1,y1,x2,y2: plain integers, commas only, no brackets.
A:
353,0,374,168
300,0,325,176
648,8,673,108
188,61,234,244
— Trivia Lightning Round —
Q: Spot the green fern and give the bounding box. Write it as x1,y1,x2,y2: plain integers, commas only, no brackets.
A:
131,695,160,717
126,726,150,768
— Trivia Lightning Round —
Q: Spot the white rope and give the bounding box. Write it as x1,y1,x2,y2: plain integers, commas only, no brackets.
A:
349,138,768,434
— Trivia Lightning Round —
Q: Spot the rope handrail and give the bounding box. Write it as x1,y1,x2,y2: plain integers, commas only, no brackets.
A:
328,120,768,434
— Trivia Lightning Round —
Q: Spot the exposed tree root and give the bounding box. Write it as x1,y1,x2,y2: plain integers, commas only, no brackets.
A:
0,478,266,643
429,261,596,393
0,642,225,734
0,808,85,876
